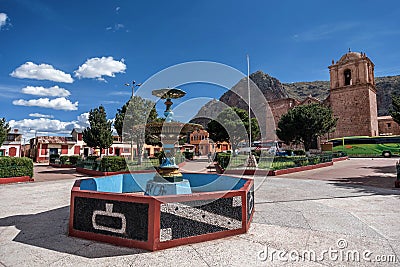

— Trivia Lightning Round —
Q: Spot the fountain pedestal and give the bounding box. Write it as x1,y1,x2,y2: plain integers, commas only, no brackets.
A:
145,88,192,196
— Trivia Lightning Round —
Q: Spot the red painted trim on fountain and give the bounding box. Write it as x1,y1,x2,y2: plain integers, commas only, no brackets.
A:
69,174,254,251
0,176,34,184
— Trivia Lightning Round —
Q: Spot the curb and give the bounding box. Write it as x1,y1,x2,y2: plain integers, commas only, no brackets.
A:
221,161,334,176
332,156,349,162
0,176,34,184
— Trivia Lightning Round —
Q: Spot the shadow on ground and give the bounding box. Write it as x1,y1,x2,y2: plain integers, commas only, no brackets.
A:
360,165,397,174
36,169,85,175
328,175,400,196
0,206,148,258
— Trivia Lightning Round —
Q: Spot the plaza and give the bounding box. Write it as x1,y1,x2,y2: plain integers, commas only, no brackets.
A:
0,158,399,266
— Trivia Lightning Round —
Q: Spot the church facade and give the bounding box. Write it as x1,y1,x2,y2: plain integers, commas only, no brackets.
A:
270,50,400,139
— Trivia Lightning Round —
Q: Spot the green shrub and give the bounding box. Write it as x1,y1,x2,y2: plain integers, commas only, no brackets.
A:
60,155,69,164
0,157,34,178
87,155,99,161
333,151,347,158
69,155,79,165
100,156,127,172
216,152,231,169
49,154,60,163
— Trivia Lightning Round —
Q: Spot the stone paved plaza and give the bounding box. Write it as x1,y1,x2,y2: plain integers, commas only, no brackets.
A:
0,158,399,266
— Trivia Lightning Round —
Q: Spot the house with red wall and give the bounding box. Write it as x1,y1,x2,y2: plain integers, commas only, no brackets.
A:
0,129,22,157
28,128,161,162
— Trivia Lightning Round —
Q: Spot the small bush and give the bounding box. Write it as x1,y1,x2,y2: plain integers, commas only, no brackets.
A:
216,152,231,169
60,155,69,164
100,156,127,172
0,157,34,178
87,155,99,161
69,155,79,165
49,154,60,164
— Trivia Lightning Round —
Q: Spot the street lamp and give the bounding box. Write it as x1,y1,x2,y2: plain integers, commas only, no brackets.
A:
125,80,142,98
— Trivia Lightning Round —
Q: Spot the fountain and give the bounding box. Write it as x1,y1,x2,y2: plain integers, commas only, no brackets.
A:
145,88,191,195
68,88,254,251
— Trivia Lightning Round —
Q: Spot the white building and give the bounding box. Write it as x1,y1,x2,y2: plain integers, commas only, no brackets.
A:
0,129,22,157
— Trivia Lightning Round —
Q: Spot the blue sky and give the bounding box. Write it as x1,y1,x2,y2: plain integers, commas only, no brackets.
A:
1,0,400,140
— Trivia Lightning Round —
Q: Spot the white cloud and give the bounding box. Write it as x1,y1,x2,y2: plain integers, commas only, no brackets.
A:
292,23,359,42
9,113,90,142
74,56,126,80
29,113,54,118
12,97,78,111
77,112,89,128
106,23,125,32
10,62,74,83
21,85,71,97
0,13,10,29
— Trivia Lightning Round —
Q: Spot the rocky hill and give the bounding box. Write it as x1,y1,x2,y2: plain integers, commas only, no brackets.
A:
192,72,400,124
283,75,400,116
190,71,289,127
283,81,330,102
219,70,289,109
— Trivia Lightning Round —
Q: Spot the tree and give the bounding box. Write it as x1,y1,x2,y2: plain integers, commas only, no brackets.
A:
276,103,337,151
390,94,400,124
0,118,10,147
207,107,260,152
83,106,113,157
114,96,157,163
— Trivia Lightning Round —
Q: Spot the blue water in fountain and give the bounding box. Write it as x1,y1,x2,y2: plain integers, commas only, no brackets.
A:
80,173,247,194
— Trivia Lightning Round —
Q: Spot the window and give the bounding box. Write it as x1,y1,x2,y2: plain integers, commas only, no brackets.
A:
344,69,352,85
387,123,392,128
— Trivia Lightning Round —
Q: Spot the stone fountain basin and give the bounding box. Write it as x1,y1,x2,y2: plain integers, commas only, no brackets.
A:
69,172,254,251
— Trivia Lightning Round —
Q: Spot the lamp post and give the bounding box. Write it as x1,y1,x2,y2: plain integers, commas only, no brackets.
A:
124,81,142,161
125,80,142,98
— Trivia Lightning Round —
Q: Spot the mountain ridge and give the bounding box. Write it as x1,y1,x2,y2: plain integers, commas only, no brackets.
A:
191,71,400,127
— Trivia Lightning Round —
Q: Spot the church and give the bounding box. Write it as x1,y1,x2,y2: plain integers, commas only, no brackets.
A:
270,50,400,139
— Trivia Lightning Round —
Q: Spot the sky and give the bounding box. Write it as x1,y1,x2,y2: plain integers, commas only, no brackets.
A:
1,0,400,141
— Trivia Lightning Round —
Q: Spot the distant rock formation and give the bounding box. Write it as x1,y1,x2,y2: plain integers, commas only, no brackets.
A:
219,70,289,110
192,71,400,125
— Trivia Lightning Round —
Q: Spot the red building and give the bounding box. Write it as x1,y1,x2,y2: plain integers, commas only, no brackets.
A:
0,129,22,157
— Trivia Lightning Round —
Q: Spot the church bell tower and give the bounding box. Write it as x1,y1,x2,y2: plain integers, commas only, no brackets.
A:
328,50,378,138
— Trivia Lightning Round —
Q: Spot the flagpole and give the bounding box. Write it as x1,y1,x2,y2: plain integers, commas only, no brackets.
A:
247,54,252,152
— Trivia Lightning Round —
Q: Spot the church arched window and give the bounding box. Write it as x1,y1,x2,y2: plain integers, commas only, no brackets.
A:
344,69,352,85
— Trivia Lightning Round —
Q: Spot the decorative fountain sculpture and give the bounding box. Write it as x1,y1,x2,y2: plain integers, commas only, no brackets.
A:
69,87,255,251
145,88,191,195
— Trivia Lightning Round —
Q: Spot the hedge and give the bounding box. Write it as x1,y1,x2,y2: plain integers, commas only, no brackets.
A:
0,157,34,178
60,155,69,164
100,156,127,172
216,152,231,169
49,154,60,164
